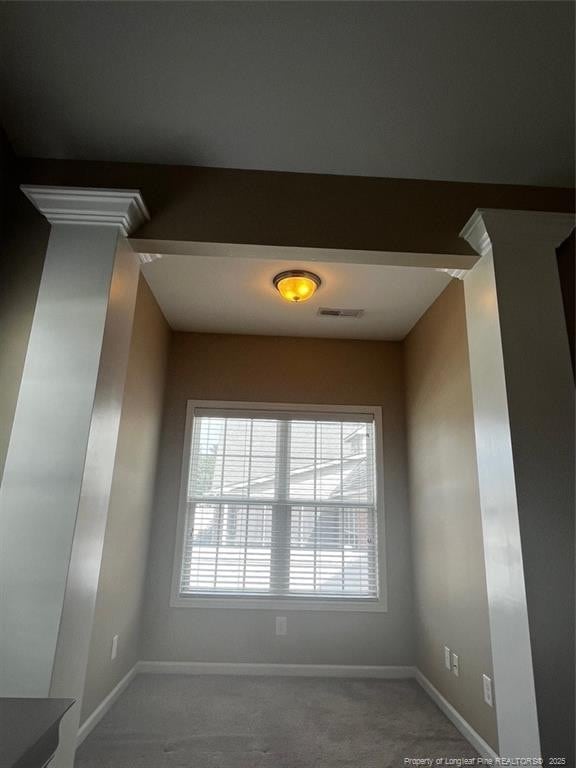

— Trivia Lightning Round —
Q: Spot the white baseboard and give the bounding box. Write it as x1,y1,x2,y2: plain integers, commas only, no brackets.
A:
415,670,499,761
137,660,416,679
76,665,138,747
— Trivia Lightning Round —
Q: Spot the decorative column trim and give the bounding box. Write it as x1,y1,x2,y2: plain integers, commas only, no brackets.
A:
436,267,468,280
460,209,492,256
461,208,575,256
20,186,149,236
138,252,164,264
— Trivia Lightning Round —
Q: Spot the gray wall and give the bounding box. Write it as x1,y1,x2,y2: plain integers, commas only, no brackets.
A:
81,276,170,722
404,280,498,751
556,231,574,376
0,132,49,481
142,333,414,665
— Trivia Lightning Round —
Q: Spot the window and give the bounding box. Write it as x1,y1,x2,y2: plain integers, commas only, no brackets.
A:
172,402,385,610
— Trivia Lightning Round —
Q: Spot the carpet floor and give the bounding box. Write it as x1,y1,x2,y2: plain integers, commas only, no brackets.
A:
75,674,479,767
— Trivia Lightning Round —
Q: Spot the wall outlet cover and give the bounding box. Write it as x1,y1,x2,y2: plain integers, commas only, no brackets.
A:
444,646,451,670
451,652,459,677
275,616,287,636
483,674,493,706
111,634,119,661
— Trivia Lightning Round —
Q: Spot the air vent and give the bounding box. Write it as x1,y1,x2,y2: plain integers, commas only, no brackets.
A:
318,307,364,318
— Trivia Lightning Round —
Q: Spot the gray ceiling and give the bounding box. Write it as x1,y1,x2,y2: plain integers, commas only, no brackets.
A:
0,2,574,186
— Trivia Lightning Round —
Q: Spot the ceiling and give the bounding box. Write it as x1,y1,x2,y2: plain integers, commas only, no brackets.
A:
0,2,573,187
141,255,450,340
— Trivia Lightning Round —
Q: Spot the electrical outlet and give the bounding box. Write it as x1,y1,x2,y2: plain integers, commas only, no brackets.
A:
444,646,451,671
483,674,493,707
275,616,287,636
451,652,459,677
111,634,119,661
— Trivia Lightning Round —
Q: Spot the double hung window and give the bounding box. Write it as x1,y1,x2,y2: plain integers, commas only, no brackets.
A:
173,402,383,608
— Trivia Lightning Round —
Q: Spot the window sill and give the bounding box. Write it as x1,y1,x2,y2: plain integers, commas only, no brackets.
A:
170,595,388,612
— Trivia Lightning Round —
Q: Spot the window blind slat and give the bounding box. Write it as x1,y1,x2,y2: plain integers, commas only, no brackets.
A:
179,411,379,600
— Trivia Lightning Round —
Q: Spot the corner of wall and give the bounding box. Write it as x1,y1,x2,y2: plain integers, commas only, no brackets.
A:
403,280,498,752
80,273,172,724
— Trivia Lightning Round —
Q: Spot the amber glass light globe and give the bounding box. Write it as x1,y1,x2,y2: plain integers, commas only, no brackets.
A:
273,270,321,303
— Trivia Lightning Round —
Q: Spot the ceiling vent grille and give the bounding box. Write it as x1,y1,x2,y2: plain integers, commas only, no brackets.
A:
318,307,365,319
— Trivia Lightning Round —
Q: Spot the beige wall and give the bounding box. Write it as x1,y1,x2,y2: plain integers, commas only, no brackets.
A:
142,333,415,665
404,280,497,750
81,276,170,722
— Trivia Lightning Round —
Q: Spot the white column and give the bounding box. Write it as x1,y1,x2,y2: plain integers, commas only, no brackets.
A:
0,187,148,765
461,209,574,761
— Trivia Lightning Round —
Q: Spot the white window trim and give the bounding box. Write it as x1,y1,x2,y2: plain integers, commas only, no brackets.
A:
170,400,388,612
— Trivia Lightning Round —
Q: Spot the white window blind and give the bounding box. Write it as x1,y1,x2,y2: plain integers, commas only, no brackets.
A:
177,407,379,601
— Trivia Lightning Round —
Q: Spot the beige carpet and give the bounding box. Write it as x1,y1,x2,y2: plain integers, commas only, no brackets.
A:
75,674,479,767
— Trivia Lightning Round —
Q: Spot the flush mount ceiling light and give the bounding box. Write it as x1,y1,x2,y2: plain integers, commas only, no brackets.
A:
273,270,321,303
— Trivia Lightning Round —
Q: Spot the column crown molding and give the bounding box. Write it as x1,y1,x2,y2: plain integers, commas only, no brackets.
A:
461,208,575,257
436,267,468,280
20,186,149,236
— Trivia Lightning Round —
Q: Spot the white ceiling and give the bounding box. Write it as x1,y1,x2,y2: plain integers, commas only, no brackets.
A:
141,255,450,340
0,2,573,186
